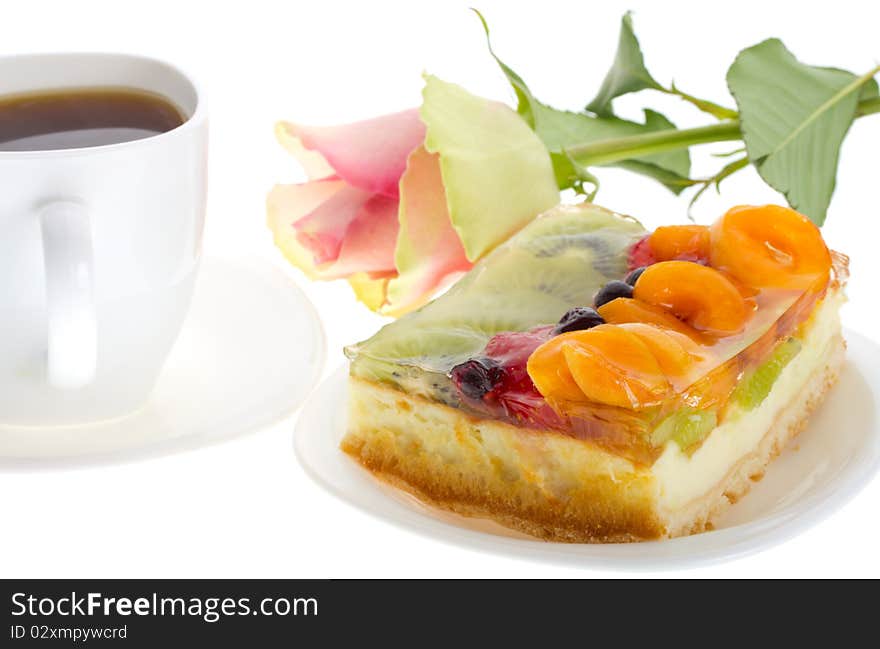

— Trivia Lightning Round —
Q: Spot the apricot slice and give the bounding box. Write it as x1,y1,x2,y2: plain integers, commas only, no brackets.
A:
597,297,703,340
528,326,671,409
633,261,749,336
526,338,584,403
562,326,671,409
709,205,831,290
717,269,760,299
648,225,711,262
617,322,704,381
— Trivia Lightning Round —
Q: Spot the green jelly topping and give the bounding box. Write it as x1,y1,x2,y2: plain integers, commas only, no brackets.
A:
345,204,645,401
652,338,803,455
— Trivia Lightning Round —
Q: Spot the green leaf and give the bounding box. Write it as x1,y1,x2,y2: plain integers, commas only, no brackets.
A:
586,12,662,116
533,103,692,194
541,108,693,194
668,82,740,120
727,38,879,224
859,76,879,101
419,75,560,262
474,9,691,194
551,150,600,199
626,109,694,193
712,147,747,158
857,77,880,117
614,160,695,195
471,9,537,127
583,13,737,120
687,155,750,212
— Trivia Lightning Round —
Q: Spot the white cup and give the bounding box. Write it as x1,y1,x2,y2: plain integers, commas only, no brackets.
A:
0,53,208,426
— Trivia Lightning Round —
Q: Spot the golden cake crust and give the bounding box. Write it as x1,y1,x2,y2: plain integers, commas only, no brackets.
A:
341,335,844,543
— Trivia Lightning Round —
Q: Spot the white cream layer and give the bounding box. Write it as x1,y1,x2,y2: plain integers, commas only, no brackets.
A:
653,291,844,511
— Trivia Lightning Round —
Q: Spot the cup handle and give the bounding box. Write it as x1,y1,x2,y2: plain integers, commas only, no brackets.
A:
40,200,97,390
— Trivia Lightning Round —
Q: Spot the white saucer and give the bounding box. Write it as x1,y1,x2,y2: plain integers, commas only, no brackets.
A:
294,328,880,570
0,256,325,468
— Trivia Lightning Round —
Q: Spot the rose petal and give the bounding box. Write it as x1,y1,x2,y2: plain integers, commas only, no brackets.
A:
382,146,472,315
420,75,559,260
267,179,346,279
329,193,399,278
276,108,425,198
347,272,391,313
275,122,336,180
291,182,373,265
267,179,399,280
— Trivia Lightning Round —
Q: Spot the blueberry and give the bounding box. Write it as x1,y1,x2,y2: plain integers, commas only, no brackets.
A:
624,266,647,287
451,358,504,400
553,307,605,335
594,280,634,309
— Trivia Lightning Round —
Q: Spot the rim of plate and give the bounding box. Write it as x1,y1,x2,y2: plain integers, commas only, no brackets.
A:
293,327,880,570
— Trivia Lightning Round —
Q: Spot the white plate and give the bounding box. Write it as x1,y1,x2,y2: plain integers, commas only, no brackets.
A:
0,256,325,468
294,328,880,570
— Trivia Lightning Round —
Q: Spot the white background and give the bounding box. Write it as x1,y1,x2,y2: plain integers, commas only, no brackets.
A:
2,0,879,578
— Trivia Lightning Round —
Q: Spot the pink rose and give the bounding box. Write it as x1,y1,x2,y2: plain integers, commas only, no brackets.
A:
268,76,560,315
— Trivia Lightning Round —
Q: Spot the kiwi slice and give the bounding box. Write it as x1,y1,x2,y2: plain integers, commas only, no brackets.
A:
651,408,718,452
347,203,645,394
732,338,802,410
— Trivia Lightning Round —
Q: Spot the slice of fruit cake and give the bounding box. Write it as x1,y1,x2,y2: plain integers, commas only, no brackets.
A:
342,203,847,542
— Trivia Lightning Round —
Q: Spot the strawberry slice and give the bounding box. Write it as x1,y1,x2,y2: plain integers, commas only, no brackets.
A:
450,327,564,428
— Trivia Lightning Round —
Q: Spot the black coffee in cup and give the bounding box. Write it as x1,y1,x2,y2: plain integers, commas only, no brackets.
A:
0,87,185,152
